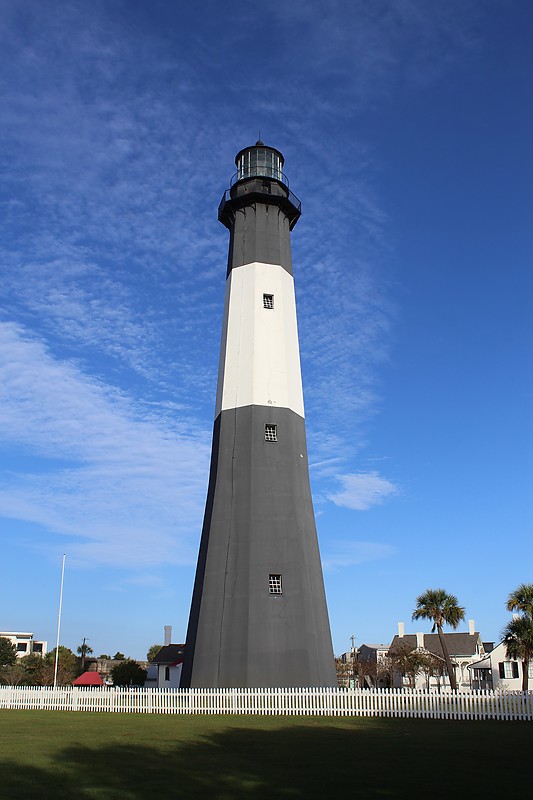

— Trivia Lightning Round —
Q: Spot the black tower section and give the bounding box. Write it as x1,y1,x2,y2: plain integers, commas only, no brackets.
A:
181,142,336,688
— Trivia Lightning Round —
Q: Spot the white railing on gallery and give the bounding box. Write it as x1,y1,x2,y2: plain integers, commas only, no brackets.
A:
0,686,532,720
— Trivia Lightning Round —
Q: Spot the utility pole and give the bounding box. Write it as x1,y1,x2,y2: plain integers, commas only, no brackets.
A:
350,634,357,688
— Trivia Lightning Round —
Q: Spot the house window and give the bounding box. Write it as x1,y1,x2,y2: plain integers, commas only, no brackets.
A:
17,643,27,652
164,666,170,682
269,574,283,595
265,424,277,442
32,643,43,653
263,293,274,309
499,661,519,679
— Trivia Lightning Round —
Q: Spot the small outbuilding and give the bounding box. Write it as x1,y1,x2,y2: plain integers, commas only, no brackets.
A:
152,644,185,688
72,671,104,686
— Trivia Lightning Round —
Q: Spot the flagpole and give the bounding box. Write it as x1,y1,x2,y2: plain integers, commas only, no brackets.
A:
53,554,66,688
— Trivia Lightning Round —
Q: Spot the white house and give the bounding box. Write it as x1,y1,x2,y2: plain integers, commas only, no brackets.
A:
152,644,185,688
389,620,486,690
151,626,185,688
0,631,47,658
468,641,533,691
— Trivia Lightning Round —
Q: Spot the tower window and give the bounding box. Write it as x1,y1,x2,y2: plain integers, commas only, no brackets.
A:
269,574,283,595
263,293,274,309
265,424,277,442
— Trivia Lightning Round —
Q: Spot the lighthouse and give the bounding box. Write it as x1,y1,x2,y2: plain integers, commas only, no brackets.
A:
181,142,336,688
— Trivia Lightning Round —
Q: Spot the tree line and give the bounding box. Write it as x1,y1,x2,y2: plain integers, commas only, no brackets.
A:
0,642,156,687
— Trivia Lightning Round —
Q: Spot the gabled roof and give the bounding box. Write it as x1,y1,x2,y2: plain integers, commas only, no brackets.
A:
468,640,507,668
468,655,491,670
389,633,481,658
152,644,185,665
72,671,104,686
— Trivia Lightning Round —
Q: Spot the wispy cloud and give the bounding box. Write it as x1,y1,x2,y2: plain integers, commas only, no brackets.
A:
121,574,166,588
250,1,480,99
0,0,476,462
0,322,210,567
0,3,230,408
235,0,479,457
322,540,395,571
0,0,473,577
327,472,399,510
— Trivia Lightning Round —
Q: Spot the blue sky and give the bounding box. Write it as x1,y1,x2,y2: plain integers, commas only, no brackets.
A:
1,0,531,661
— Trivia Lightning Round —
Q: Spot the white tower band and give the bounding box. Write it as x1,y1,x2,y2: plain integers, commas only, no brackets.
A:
181,142,336,688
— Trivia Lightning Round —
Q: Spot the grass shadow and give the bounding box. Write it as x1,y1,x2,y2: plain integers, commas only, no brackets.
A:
0,716,531,799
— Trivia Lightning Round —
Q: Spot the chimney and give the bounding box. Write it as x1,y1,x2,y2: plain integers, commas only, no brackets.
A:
468,619,475,635
164,625,172,646
416,632,424,649
398,622,404,638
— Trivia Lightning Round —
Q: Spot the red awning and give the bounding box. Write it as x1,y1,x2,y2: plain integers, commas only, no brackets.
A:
72,671,104,686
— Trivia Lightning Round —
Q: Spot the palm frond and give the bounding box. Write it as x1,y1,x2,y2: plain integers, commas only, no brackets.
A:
412,588,465,630
502,616,533,661
506,583,533,619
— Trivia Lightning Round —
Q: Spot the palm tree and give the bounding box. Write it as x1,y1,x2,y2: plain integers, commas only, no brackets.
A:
502,616,533,691
147,644,163,663
506,584,533,619
504,583,533,690
412,588,465,690
77,639,93,671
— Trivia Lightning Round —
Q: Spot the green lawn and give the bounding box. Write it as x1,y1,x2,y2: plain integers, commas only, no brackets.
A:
0,710,531,799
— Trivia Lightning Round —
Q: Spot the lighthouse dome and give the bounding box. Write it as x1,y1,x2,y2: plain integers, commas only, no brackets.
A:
235,142,285,184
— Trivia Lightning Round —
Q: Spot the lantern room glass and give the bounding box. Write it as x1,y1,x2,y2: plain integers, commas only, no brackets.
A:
237,148,283,182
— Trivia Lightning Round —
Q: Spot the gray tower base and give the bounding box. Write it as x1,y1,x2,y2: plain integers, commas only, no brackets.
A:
182,405,337,687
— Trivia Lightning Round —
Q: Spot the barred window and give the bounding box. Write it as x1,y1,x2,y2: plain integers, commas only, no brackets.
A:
265,424,277,442
269,574,283,595
263,293,274,309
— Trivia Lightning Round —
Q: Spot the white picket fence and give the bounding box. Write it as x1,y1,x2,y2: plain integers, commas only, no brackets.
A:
0,686,532,720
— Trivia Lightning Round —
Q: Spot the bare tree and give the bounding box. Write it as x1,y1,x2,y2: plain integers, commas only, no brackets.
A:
389,643,427,688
